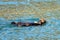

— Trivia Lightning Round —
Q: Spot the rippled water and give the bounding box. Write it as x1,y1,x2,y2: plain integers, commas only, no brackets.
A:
0,0,60,40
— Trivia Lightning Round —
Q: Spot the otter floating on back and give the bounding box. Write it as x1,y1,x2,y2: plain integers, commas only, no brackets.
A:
11,18,46,26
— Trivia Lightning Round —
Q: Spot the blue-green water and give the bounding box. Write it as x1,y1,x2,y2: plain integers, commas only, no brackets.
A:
0,17,60,40
0,0,60,40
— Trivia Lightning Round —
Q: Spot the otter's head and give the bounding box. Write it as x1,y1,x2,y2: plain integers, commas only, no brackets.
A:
38,18,46,25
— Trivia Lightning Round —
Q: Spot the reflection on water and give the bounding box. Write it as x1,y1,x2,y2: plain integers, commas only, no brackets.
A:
0,0,60,40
